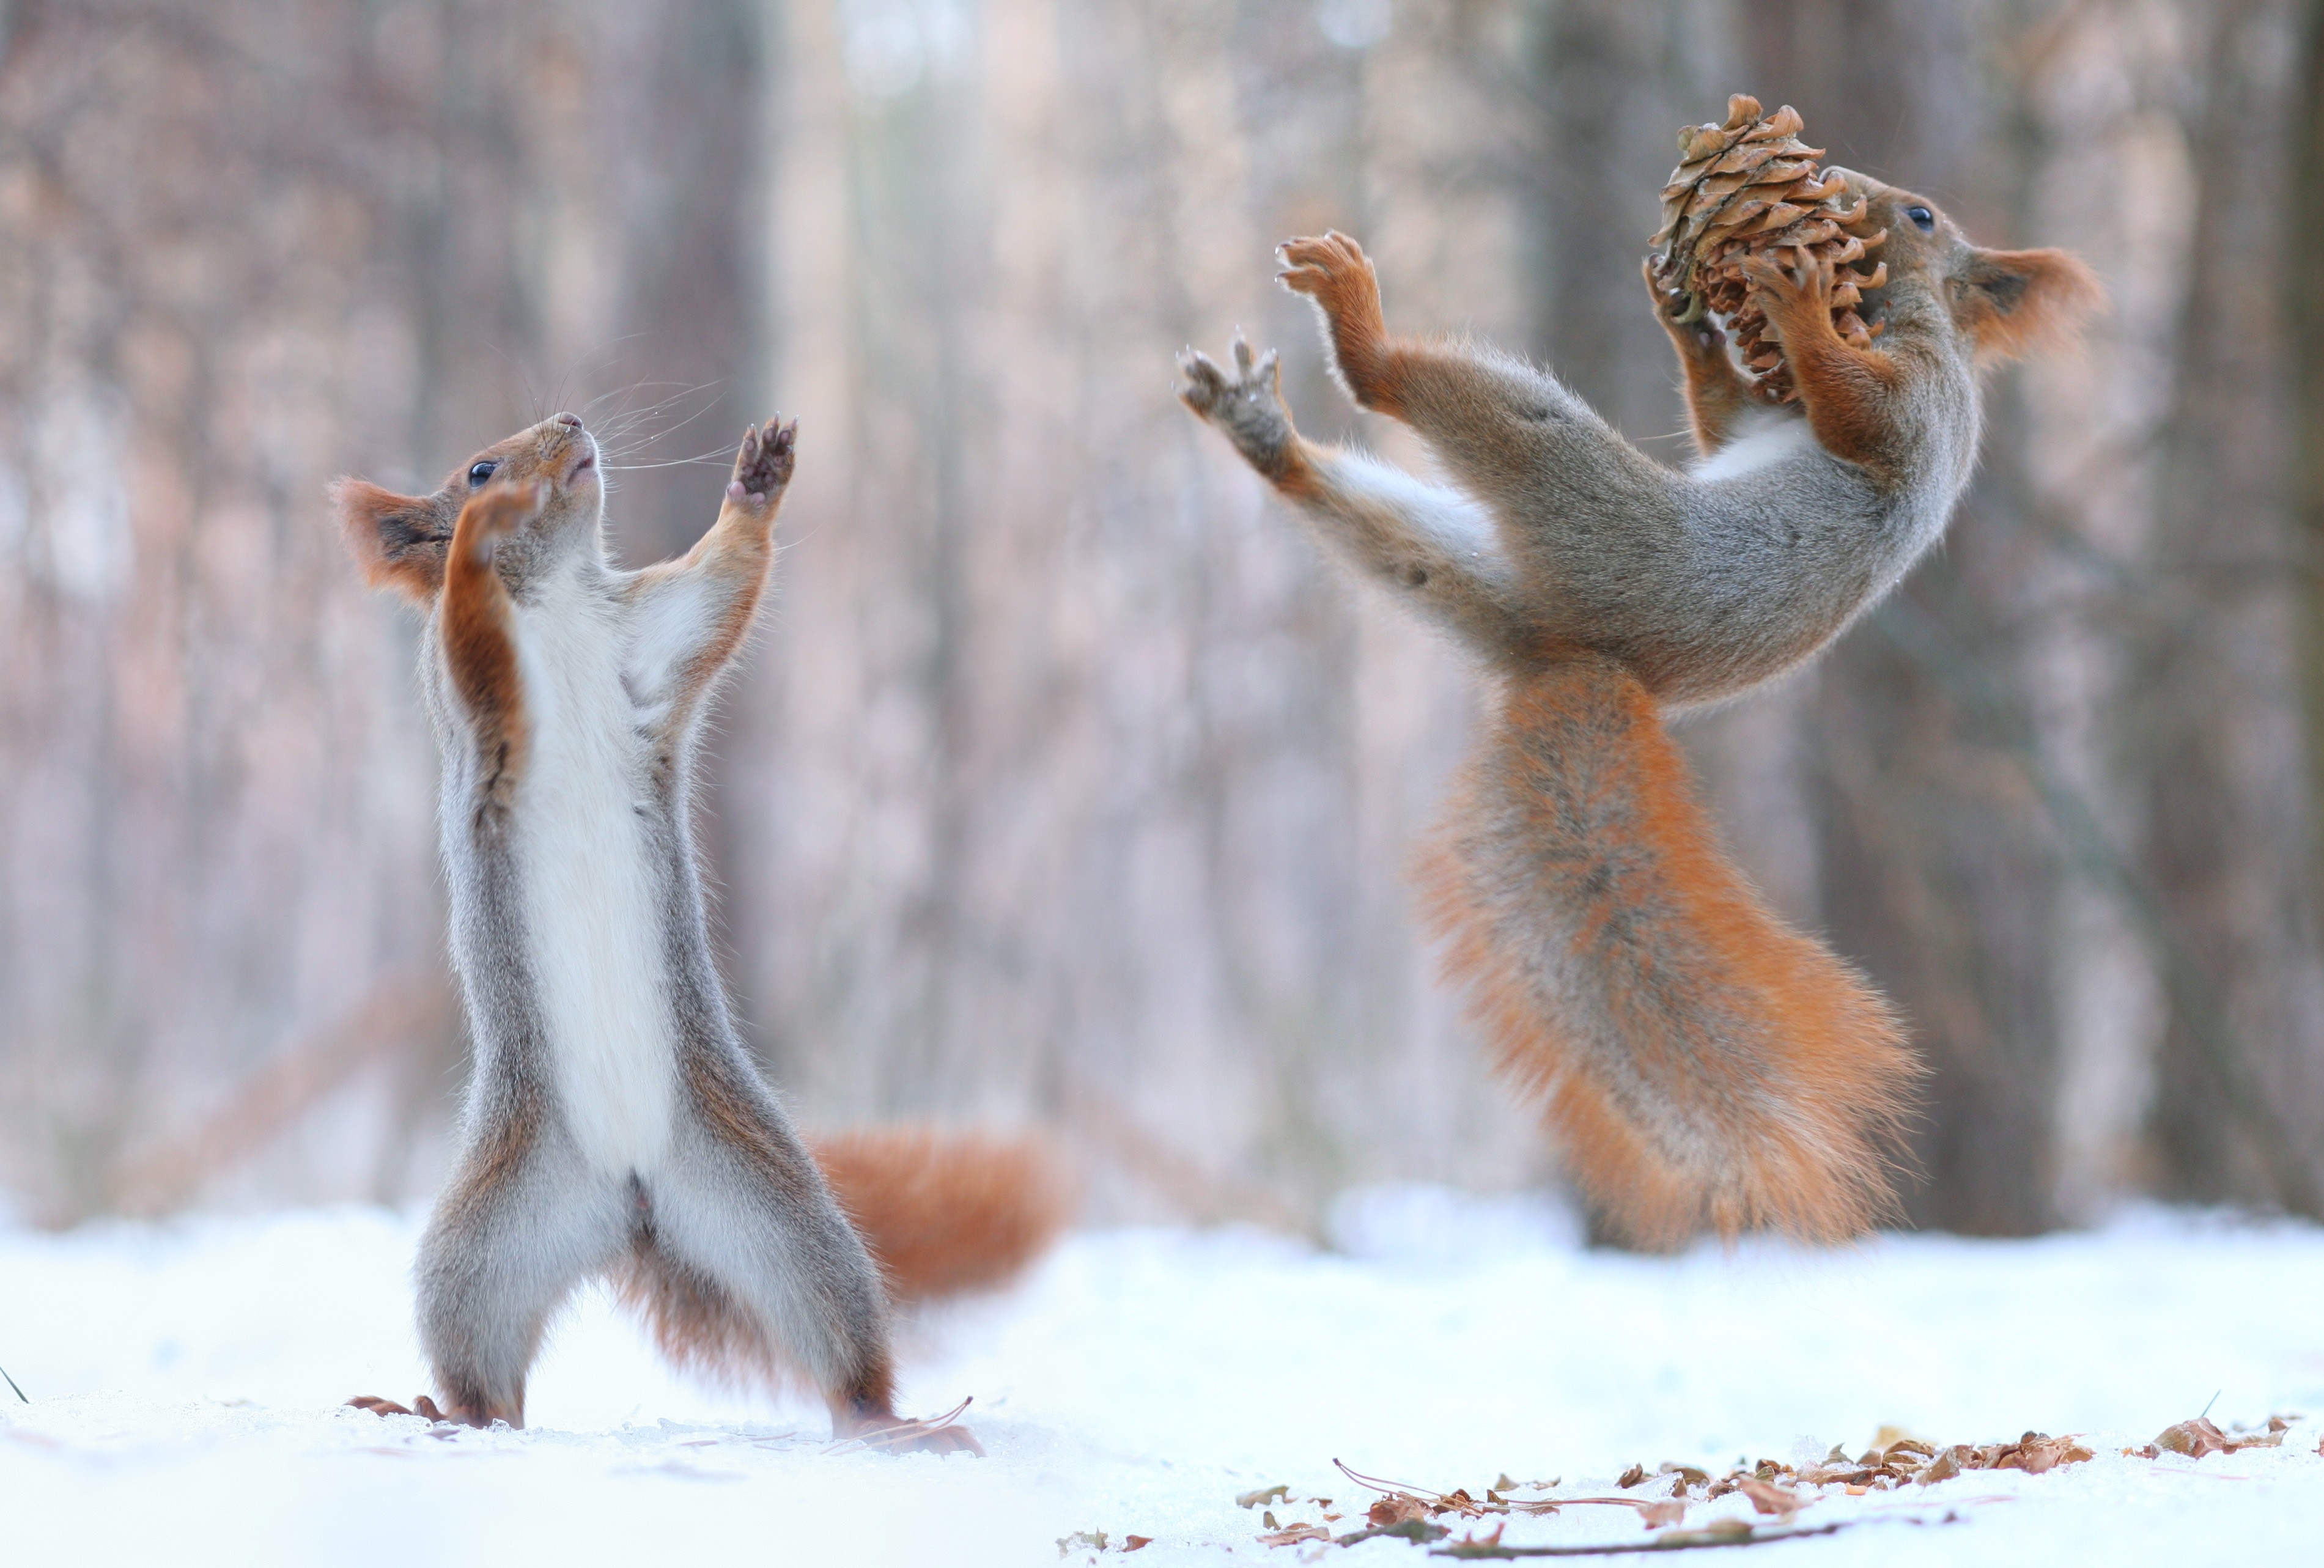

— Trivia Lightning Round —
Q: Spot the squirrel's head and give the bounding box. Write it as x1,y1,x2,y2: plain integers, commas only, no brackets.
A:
333,412,603,605
1827,172,2102,367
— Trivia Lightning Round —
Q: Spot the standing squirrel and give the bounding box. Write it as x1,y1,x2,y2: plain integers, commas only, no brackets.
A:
1178,175,2098,1245
333,414,1064,1444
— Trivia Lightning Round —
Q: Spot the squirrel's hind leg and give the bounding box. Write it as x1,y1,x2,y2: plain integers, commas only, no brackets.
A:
652,1051,981,1454
396,1134,627,1428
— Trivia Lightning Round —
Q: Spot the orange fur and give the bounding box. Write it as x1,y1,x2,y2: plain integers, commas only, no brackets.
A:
438,482,538,806
331,477,448,604
1414,653,1917,1247
808,1127,1072,1304
1951,246,2103,366
611,1230,788,1390
1742,251,1908,476
1643,258,1758,457
1267,434,1330,501
1279,232,1404,416
1675,341,1757,455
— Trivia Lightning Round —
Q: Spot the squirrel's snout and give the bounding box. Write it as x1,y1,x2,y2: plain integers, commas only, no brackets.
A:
553,412,582,429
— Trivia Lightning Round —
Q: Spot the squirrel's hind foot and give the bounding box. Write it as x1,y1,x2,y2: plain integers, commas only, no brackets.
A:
347,1393,454,1423
855,1418,986,1457
836,1396,987,1457
1176,337,1296,479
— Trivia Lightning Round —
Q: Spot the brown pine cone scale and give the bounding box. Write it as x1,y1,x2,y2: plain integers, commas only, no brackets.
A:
1647,95,1888,405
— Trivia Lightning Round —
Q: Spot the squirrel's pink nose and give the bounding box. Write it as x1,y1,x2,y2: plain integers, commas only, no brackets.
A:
553,412,582,429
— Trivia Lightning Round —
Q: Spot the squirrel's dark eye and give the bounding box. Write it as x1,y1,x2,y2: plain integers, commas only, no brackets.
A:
1906,205,1935,231
468,460,498,487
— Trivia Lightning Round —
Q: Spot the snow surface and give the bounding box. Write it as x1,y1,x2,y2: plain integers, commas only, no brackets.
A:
4,1189,2322,1566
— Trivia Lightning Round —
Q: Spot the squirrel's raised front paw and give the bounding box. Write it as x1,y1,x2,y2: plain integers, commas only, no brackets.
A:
1276,232,1396,408
726,417,797,509
1643,257,1724,352
457,479,547,561
1276,230,1377,310
1176,337,1294,471
1739,246,1834,316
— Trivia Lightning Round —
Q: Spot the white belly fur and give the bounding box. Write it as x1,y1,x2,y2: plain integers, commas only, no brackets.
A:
513,580,677,1174
1691,409,1814,483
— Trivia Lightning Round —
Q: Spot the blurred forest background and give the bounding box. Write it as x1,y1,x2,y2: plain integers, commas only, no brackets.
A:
4,0,2323,1238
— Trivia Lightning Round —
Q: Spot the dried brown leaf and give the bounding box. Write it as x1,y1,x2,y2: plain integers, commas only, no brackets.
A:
1367,1494,1431,1528
2002,1435,2095,1474
1616,1463,1647,1489
2156,1418,2236,1458
1257,1523,1330,1548
1122,1538,1152,1553
1737,1477,1802,1518
2156,1415,2286,1457
1639,1500,1687,1529
1236,1484,1290,1510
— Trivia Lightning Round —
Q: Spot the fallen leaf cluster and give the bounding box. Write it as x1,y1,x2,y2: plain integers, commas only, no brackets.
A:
1247,1461,1577,1550
1255,1416,2312,1553
2128,1413,2296,1460
1675,1430,2097,1498
1057,1526,1156,1555
1330,1460,1566,1523
1645,93,1887,405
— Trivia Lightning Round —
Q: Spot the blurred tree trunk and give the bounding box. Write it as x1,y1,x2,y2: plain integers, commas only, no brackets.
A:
2139,0,2324,1209
7,0,2322,1233
1680,0,2067,1234
0,0,786,1219
2304,4,2324,897
602,0,770,566
600,0,773,1030
737,0,1543,1224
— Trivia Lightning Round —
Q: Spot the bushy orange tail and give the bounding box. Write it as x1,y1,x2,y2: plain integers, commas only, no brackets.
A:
1414,653,1917,1247
810,1127,1072,1303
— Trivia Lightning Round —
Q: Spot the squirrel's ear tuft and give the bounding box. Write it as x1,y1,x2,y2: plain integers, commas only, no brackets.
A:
1952,246,2103,365
333,477,447,603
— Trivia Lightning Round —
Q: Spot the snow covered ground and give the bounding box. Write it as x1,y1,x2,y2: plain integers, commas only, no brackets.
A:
4,1190,2321,1566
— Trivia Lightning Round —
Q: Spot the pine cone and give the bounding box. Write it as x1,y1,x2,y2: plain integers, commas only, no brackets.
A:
1647,95,1888,404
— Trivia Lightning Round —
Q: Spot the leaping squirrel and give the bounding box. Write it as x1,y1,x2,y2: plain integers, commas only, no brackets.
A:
1179,176,2098,1246
334,415,1064,1445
